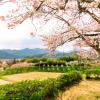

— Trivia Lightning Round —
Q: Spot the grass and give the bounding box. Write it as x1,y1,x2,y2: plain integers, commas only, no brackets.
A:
1,72,61,83
85,69,100,80
0,63,88,77
0,66,36,77
0,61,99,99
0,71,82,100
0,63,99,80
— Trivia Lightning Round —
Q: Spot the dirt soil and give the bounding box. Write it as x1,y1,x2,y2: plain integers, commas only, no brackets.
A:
0,72,61,83
0,79,12,85
57,80,100,100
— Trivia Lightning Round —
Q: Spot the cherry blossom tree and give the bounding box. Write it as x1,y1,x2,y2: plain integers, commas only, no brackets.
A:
41,0,100,57
0,0,100,57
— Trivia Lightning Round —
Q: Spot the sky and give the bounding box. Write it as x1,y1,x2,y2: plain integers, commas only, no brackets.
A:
0,18,74,52
0,1,74,52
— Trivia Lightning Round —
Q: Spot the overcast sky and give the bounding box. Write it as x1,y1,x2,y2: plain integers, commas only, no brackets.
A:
0,1,74,52
0,19,74,52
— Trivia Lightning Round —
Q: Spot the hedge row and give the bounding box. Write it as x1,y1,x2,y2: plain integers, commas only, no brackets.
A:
20,56,78,63
0,63,99,78
58,56,77,62
0,67,36,77
85,69,100,80
20,58,48,63
0,63,88,77
34,62,87,72
0,71,82,100
34,61,66,67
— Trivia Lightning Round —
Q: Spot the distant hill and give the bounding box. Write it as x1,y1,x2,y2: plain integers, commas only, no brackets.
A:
23,50,75,58
0,50,18,59
0,48,74,59
0,48,47,59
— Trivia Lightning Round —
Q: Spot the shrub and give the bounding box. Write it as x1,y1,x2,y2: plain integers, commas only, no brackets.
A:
0,61,90,77
0,67,36,76
55,71,82,90
40,58,47,62
0,71,82,100
85,69,100,80
20,58,40,63
58,56,77,62
20,58,26,62
34,60,66,67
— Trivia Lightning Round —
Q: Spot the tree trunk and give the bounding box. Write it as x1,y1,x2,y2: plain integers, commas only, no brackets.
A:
95,48,100,56
94,48,100,60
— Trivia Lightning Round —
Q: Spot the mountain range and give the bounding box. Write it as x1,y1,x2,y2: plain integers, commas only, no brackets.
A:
0,48,74,59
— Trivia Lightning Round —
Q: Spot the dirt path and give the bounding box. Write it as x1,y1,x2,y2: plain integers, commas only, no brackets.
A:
0,79,12,85
57,80,100,100
0,72,100,100
0,72,61,83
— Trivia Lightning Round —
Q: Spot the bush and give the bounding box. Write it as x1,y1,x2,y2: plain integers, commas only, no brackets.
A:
0,67,36,76
85,69,100,80
0,61,90,77
34,60,66,67
20,58,40,63
58,56,77,62
34,61,88,73
55,71,82,90
40,58,48,62
0,71,82,100
20,58,26,62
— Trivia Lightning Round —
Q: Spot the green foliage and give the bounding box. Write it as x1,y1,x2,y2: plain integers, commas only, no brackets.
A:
0,67,36,77
40,58,48,62
20,58,26,62
20,55,78,64
34,59,66,67
0,71,82,100
85,69,100,80
58,55,77,62
55,71,82,90
34,62,88,73
20,57,48,63
25,58,40,63
0,62,89,77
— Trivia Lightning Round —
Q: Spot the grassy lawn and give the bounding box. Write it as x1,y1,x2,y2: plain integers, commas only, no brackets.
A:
57,80,100,100
0,72,61,83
